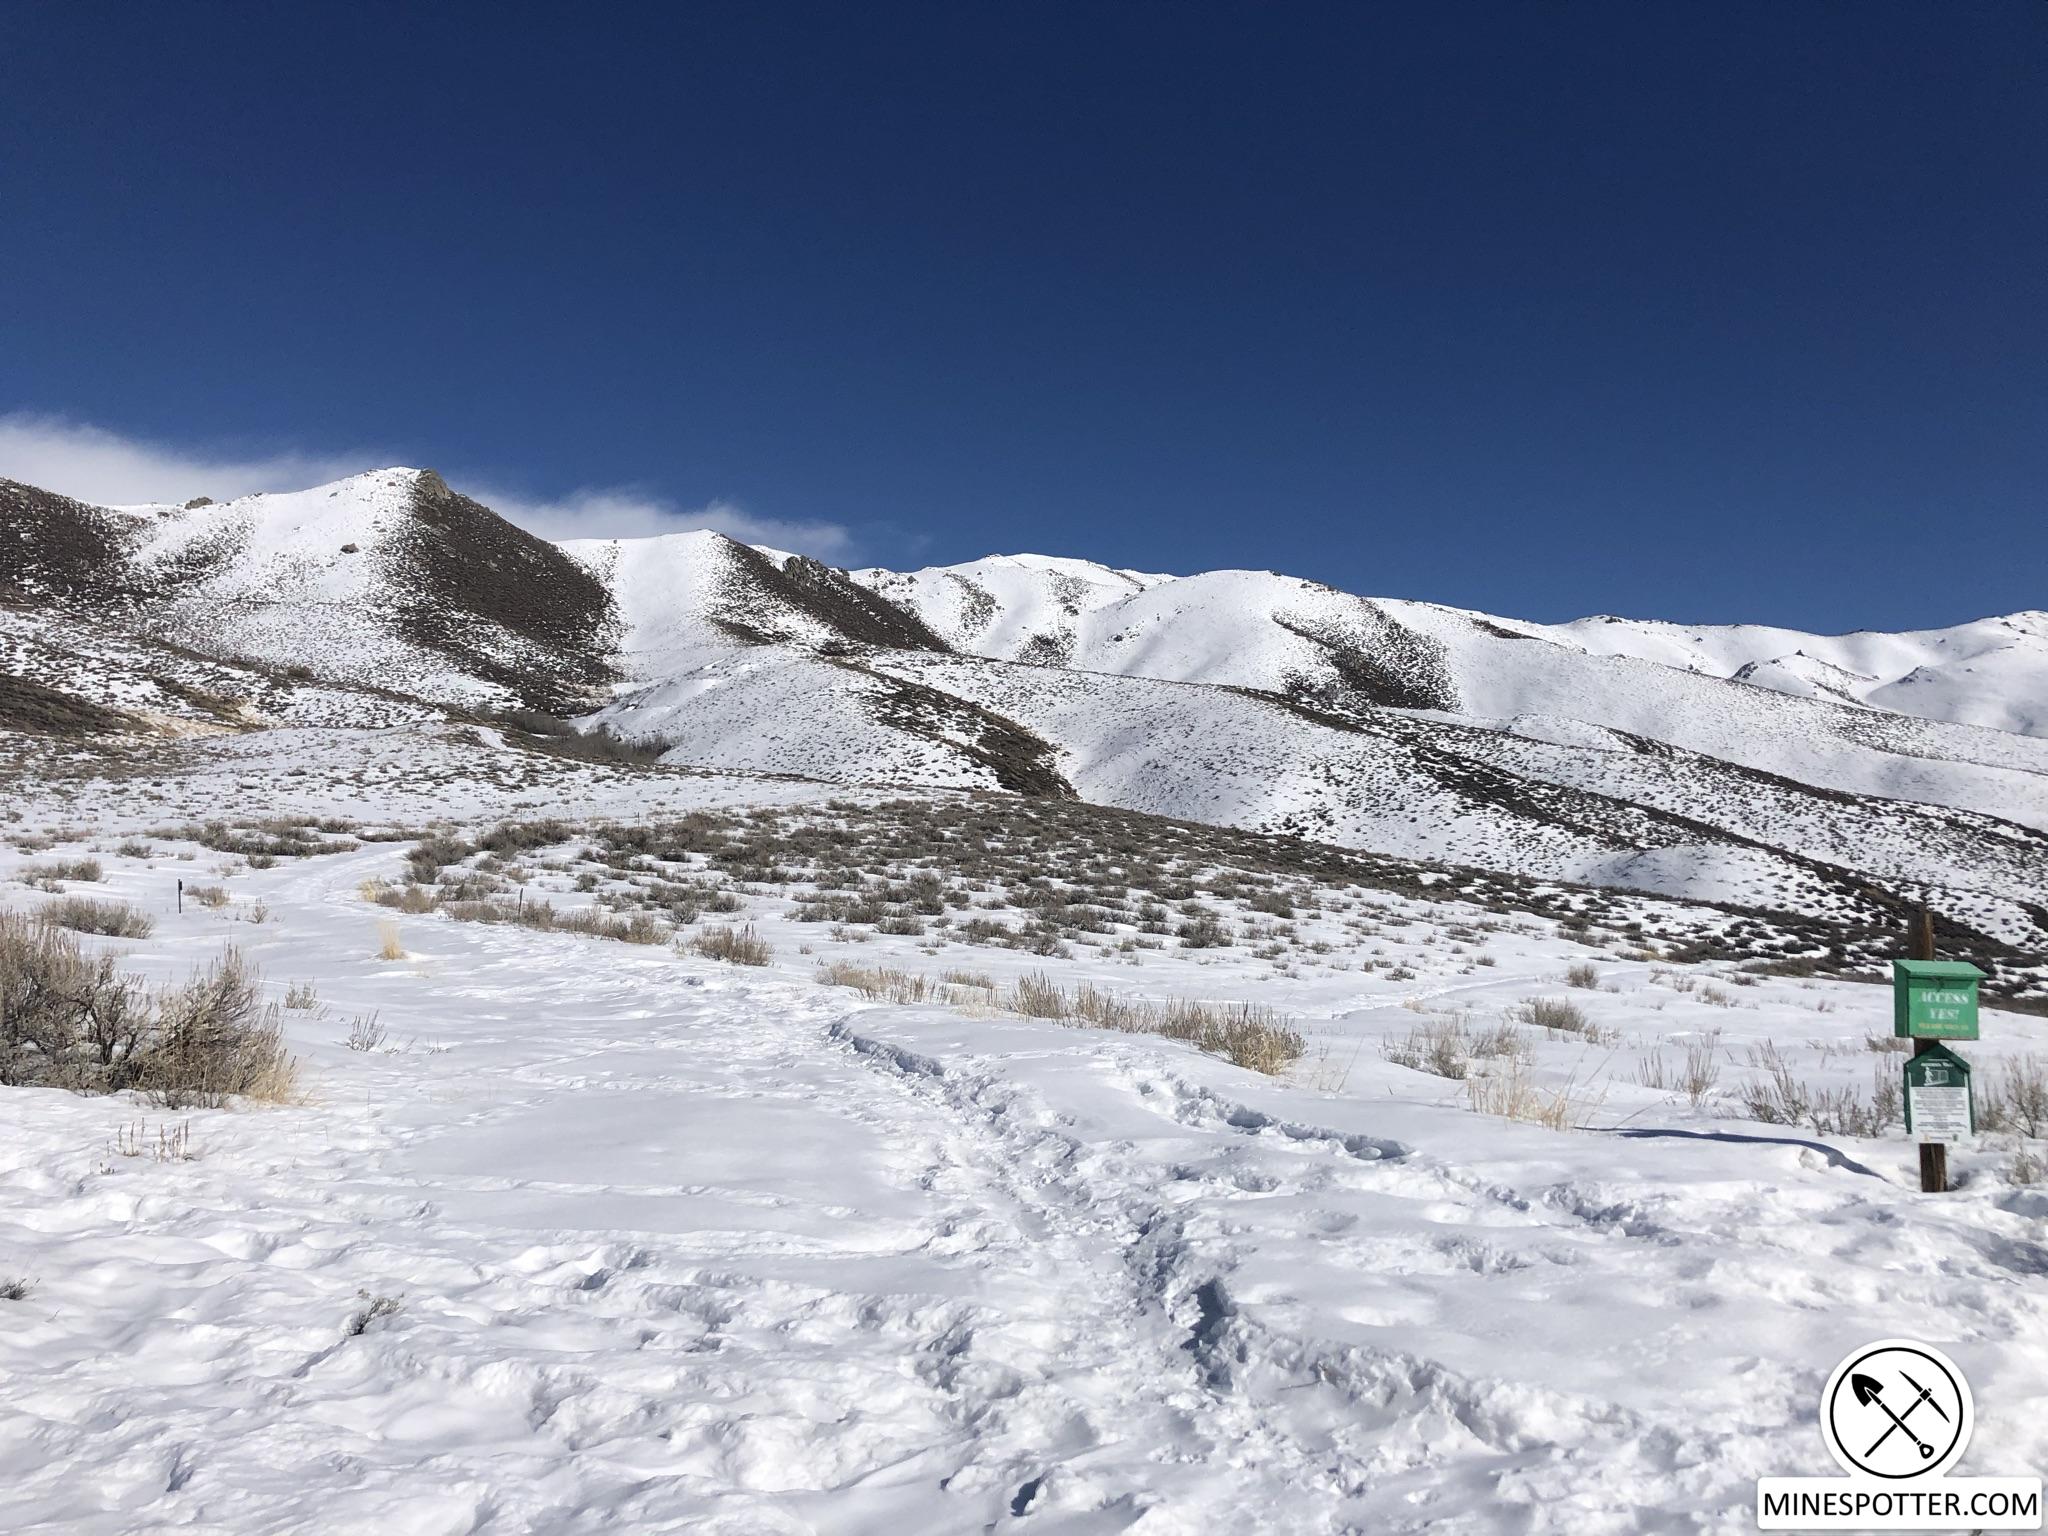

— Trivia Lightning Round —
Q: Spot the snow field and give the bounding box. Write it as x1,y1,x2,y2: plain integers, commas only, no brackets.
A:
3,816,2048,1530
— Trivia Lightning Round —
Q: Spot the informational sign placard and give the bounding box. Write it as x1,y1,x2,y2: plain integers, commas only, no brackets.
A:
1904,1046,1974,1143
1908,1083,1971,1143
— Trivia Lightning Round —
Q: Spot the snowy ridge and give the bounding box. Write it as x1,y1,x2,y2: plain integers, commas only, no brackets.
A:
5,466,2048,944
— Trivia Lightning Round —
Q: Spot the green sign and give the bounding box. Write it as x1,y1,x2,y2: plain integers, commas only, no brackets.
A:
1892,959,1984,1040
1904,1044,1973,1142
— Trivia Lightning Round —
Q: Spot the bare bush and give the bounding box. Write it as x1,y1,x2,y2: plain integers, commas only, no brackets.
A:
44,896,154,937
1564,962,1599,990
419,889,669,946
1635,1048,1669,1091
556,907,667,945
1519,996,1589,1035
1988,1055,2048,1139
18,858,102,889
1468,1020,1525,1059
1737,1040,1811,1125
0,911,138,1088
187,885,230,909
1384,1018,1471,1079
1157,1001,1305,1076
1012,972,1067,1018
346,1291,404,1337
1466,1057,1604,1130
344,1013,388,1052
816,961,933,1002
0,1277,32,1302
1735,1042,1895,1137
1680,1038,1722,1107
1806,1083,1897,1138
819,959,1304,1075
690,924,772,966
143,948,298,1107
0,917,293,1103
405,833,472,884
1176,912,1231,949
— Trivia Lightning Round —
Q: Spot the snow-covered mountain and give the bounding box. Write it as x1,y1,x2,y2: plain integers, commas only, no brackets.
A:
6,466,2047,950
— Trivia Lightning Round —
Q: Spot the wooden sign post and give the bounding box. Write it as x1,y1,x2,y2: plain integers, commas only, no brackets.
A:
1894,912,1985,1194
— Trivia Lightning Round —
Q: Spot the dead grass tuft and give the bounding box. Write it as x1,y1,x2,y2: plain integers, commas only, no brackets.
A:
690,924,773,966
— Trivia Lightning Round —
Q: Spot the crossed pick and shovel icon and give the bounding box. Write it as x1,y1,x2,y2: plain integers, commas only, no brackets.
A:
1852,1370,1951,1460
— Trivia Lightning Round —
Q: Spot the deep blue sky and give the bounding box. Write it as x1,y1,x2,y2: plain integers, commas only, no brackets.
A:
2,2,2042,629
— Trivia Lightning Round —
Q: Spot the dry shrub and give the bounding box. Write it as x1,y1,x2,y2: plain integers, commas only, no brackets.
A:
816,961,933,1002
1465,1056,1604,1130
556,907,668,945
347,1292,404,1337
1176,912,1231,949
0,911,136,1088
1009,972,1302,1074
420,890,668,946
1737,1040,1810,1125
376,921,405,961
1564,962,1599,990
1980,1055,2048,1138
1635,1048,1670,1091
344,1013,388,1052
1383,1017,1472,1080
1520,996,1590,1035
142,948,297,1107
0,915,293,1103
45,896,154,937
811,958,1303,1075
18,858,103,889
1012,972,1068,1018
690,924,772,965
1679,1038,1722,1106
187,885,230,909
1736,1040,1896,1136
405,833,471,884
1157,1000,1305,1076
365,881,436,915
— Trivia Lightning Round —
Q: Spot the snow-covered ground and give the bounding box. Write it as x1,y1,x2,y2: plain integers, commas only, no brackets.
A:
5,802,2048,1533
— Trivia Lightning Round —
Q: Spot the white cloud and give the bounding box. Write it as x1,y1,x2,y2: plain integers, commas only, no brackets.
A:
481,485,855,562
0,412,856,561
0,412,374,507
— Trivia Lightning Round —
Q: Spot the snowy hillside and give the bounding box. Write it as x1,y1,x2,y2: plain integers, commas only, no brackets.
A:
865,551,2048,741
6,467,2048,955
1555,608,2048,736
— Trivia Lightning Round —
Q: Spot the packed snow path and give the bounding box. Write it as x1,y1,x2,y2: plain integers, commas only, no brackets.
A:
2,850,1354,1533
5,847,2048,1533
